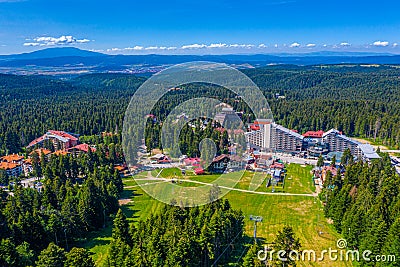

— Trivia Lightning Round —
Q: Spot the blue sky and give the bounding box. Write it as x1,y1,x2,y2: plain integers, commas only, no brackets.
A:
1,0,400,54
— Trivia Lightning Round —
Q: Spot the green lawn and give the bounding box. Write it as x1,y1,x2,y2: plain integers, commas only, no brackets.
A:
80,226,113,266
151,167,183,178
284,164,316,194
85,166,350,267
224,192,350,267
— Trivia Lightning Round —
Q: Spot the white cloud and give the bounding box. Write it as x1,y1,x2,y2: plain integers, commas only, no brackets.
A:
106,46,179,52
373,41,389,47
23,35,91,47
124,46,144,51
181,44,207,49
306,43,316,47
229,44,254,49
258,44,267,48
23,42,40,47
393,43,398,47
106,48,122,52
208,43,228,48
181,43,255,49
289,42,300,48
340,42,351,46
145,46,159,50
76,39,90,43
274,44,278,48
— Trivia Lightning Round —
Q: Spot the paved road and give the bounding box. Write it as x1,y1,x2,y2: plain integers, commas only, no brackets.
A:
382,149,400,153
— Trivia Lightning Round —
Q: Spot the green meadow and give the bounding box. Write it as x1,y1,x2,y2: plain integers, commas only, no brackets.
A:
83,164,351,266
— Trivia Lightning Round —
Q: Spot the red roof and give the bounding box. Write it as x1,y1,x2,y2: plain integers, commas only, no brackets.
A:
303,130,324,138
194,168,205,175
250,125,260,131
184,157,201,165
52,150,69,156
270,163,284,169
323,166,337,176
28,130,78,148
1,154,24,163
30,148,52,156
48,130,78,141
212,154,230,163
27,135,46,147
0,162,19,170
254,120,271,125
68,143,96,153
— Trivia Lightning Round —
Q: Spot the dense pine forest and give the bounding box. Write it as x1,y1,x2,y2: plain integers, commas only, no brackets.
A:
323,152,400,266
1,65,400,156
107,200,244,266
0,136,124,266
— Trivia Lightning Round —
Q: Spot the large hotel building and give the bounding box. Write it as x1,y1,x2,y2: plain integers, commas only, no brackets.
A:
245,119,380,161
245,119,304,153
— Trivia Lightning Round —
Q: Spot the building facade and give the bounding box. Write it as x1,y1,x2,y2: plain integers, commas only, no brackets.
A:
245,120,303,153
27,130,78,150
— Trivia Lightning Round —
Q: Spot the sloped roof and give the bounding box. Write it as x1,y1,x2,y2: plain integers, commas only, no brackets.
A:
68,143,96,153
273,123,304,139
358,144,381,159
303,130,324,138
30,148,52,156
53,150,70,156
212,154,230,163
0,162,19,170
1,154,24,163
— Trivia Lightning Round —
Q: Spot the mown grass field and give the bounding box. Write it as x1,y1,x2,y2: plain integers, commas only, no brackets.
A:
84,165,352,267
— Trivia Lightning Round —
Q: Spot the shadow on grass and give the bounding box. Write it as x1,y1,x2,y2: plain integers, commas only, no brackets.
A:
120,188,145,220
73,224,113,250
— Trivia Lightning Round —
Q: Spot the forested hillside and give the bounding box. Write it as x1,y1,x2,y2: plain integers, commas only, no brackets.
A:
324,153,400,266
1,65,400,156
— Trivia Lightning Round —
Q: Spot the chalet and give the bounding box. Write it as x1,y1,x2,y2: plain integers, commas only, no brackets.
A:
27,130,78,150
194,168,205,175
0,162,22,177
227,155,245,169
209,154,230,173
157,156,172,164
150,154,165,161
0,154,25,177
270,163,284,170
183,157,201,167
30,148,52,159
0,154,24,165
114,165,129,176
321,166,337,184
67,143,96,156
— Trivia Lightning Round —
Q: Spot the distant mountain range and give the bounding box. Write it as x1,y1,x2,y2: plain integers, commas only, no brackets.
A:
1,47,400,76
